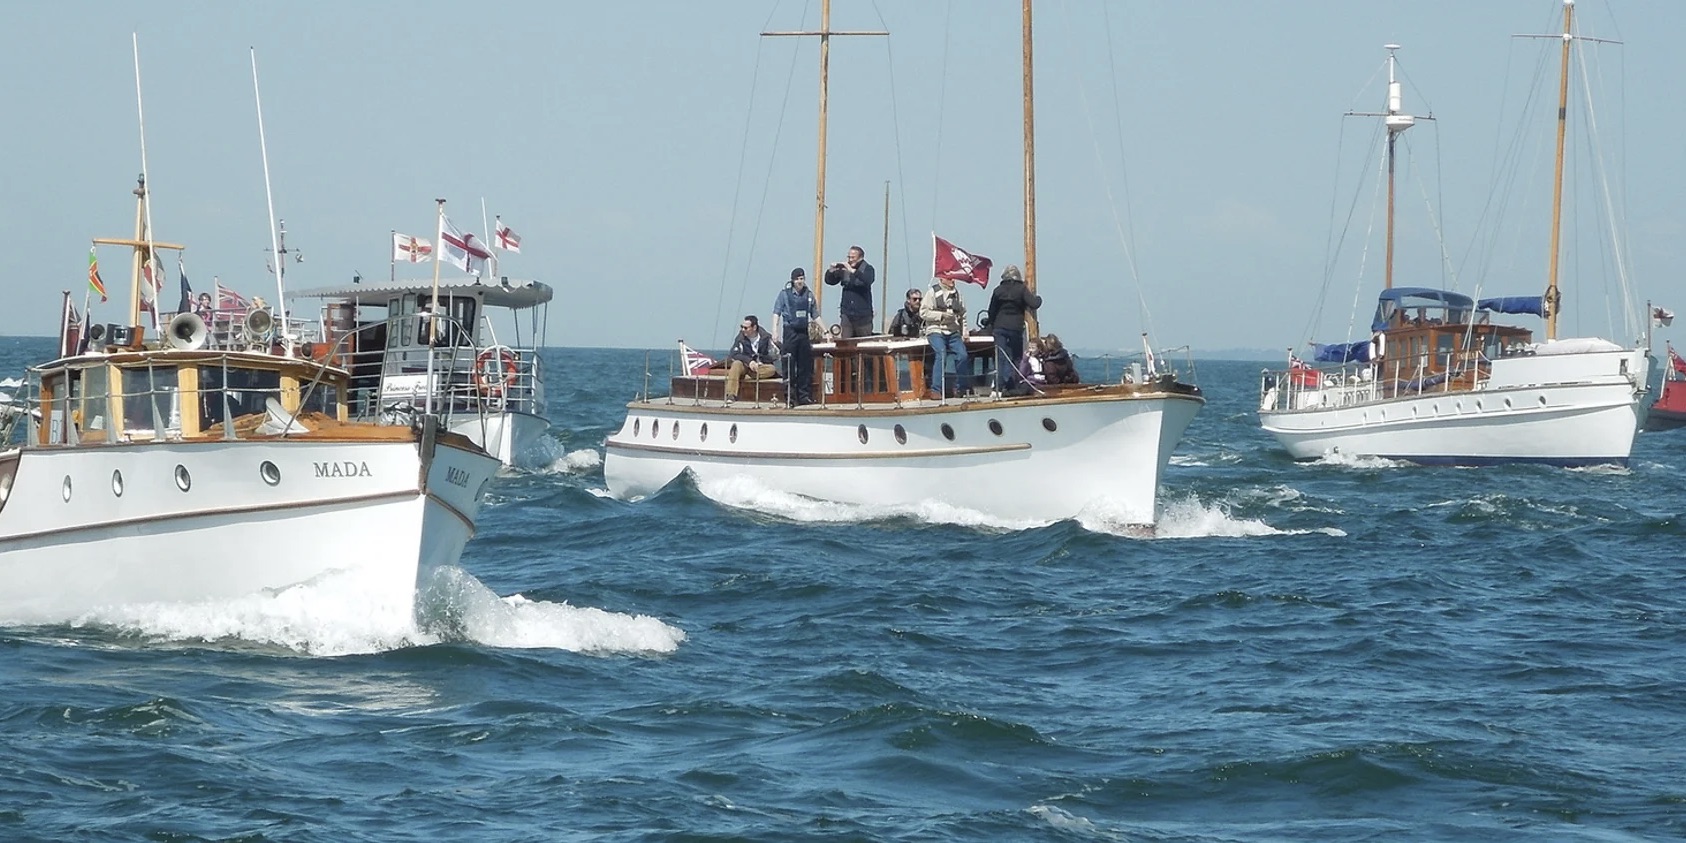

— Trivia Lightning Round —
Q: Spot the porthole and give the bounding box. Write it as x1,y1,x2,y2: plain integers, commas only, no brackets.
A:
987,419,1003,436
672,422,680,440
729,423,739,443
700,423,709,442
1504,398,1513,409
893,424,907,444
111,469,124,497
61,475,72,502
652,420,661,438
1538,395,1548,406
0,472,12,505
1041,417,1058,432
175,464,192,492
940,423,955,441
633,418,641,436
857,424,869,444
260,460,281,486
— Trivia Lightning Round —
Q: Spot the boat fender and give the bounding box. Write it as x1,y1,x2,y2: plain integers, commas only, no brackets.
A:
473,347,520,397
1370,331,1387,362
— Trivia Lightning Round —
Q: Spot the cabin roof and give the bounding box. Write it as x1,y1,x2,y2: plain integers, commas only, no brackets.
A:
1375,287,1475,309
291,277,553,309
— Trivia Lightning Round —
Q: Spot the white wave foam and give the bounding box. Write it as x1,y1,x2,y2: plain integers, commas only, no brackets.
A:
1027,804,1099,832
1311,450,1409,469
1079,494,1346,539
539,448,602,475
66,566,684,657
696,474,1046,531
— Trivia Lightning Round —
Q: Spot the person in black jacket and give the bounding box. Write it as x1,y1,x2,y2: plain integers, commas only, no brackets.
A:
985,264,1043,395
824,245,875,338
1040,333,1080,385
887,288,924,339
724,315,779,403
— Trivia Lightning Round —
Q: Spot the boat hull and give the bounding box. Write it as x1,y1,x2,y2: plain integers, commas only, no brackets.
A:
603,391,1203,524
450,410,551,467
0,437,498,623
1259,348,1646,464
1644,378,1686,432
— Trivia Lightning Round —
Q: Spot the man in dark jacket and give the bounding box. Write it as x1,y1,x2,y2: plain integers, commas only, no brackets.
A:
724,315,779,403
887,288,924,339
773,268,818,405
985,264,1042,395
824,245,875,339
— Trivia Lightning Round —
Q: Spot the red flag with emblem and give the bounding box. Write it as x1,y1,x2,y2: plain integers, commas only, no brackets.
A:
932,234,993,288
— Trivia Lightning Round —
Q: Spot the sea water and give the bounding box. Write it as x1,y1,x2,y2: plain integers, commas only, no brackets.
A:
2,337,1682,841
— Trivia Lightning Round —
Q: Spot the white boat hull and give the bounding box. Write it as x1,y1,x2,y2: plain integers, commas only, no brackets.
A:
449,410,550,468
0,437,498,623
604,392,1203,524
1259,347,1647,465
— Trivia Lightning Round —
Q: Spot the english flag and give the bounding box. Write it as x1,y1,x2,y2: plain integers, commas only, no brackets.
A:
494,218,521,254
392,232,434,263
679,341,715,375
933,234,993,288
439,216,491,275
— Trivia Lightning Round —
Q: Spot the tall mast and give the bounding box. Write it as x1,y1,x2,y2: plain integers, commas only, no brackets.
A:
762,2,885,312
1348,45,1421,292
1544,0,1574,341
1022,0,1039,338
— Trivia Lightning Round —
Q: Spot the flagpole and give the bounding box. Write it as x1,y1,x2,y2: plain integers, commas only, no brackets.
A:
427,199,446,415
482,199,497,280
251,48,292,355
880,181,890,333
390,229,397,284
133,34,160,336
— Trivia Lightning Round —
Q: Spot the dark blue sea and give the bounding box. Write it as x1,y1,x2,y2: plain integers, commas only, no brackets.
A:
2,335,1683,842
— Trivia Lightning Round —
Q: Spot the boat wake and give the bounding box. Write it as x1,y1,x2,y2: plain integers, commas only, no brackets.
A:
535,447,603,476
1079,493,1348,539
50,566,684,658
694,474,1048,532
1311,450,1410,470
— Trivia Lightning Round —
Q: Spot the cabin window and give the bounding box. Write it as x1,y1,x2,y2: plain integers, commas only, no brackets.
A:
81,366,111,437
198,366,281,430
299,381,338,416
394,294,417,349
121,366,181,436
418,295,478,348
1436,334,1455,368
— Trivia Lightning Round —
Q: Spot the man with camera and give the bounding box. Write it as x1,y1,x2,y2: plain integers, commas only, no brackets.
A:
823,245,875,339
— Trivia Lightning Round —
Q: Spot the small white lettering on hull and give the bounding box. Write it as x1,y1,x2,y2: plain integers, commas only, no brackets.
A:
313,461,373,478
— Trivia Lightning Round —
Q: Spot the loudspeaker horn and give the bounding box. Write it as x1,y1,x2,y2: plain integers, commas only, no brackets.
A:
167,312,208,350
243,307,274,342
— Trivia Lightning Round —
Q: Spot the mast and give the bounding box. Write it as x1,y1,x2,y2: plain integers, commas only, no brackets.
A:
1544,0,1573,341
1022,0,1039,338
762,2,885,312
1348,45,1421,292
880,180,890,331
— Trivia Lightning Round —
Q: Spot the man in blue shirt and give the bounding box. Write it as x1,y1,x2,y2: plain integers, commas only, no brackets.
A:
773,268,818,406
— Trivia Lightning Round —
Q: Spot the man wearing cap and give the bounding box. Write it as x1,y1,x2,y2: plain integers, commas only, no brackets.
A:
985,264,1042,395
773,267,818,405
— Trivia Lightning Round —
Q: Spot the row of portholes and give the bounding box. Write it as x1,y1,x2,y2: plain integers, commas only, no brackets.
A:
629,416,1060,447
1365,393,1540,423
62,460,285,503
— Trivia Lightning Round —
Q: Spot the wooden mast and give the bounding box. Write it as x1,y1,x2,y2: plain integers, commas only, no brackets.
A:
762,2,885,313
1022,0,1039,339
1348,46,1422,293
1544,0,1573,342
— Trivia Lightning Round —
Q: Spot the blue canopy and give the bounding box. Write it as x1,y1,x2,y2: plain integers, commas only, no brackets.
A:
1371,287,1476,332
1312,340,1372,363
1477,296,1545,317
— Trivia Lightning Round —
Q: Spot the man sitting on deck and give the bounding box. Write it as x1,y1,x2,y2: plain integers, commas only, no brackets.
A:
724,315,779,404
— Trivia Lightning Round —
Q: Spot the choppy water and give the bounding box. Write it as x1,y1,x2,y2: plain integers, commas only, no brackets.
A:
2,336,1683,841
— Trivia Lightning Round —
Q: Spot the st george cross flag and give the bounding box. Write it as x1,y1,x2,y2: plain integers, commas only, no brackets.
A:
494,218,521,254
679,341,715,375
932,234,993,288
392,232,434,263
439,216,492,275
1653,306,1675,327
138,253,162,312
87,246,108,302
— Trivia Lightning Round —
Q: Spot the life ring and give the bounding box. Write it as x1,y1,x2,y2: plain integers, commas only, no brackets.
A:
473,346,519,397
1370,331,1387,362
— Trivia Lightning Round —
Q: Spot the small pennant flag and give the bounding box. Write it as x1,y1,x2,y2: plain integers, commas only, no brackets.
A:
87,246,108,302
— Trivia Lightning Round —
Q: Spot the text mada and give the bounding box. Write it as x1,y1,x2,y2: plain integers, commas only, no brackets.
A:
314,461,372,478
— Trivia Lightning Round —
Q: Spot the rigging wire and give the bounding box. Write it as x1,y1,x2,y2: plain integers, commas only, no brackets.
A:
712,1,808,351
869,1,917,296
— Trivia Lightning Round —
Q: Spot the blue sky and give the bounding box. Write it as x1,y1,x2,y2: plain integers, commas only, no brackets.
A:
4,1,1681,354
